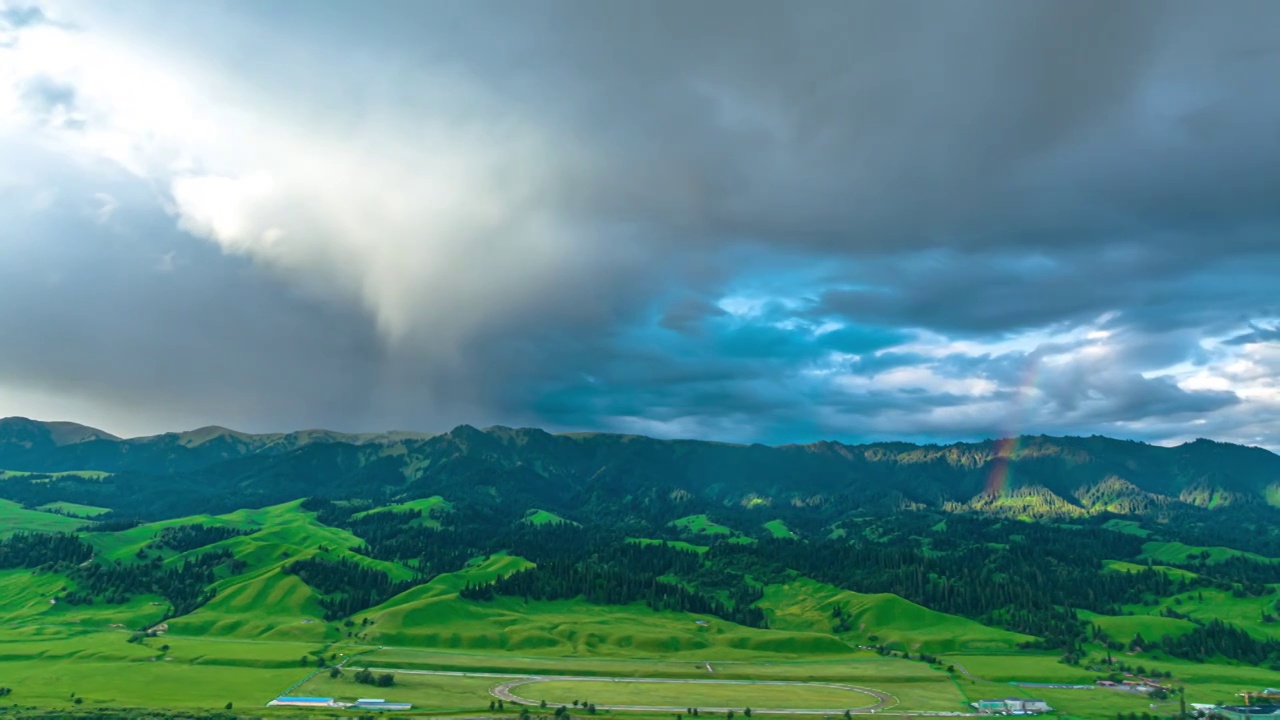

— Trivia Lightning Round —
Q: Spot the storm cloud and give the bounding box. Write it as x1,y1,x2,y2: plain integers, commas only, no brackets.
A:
1,0,1278,448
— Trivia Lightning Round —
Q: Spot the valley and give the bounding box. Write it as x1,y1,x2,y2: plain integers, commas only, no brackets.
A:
1,419,1278,718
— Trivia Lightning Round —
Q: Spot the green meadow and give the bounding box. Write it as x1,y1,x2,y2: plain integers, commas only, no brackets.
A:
514,679,882,709
2,497,1277,719
523,508,576,526
0,498,87,535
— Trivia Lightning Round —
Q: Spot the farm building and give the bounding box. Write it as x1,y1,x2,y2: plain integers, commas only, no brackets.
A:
354,698,413,711
268,696,339,708
973,698,1052,715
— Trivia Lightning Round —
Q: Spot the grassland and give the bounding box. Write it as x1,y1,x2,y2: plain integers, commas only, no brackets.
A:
0,629,318,712
298,671,504,712
523,508,576,526
514,678,881,710
671,514,733,535
1101,519,1151,536
0,498,88,535
670,514,755,544
362,572,858,657
762,577,1033,653
1103,559,1199,580
0,469,112,480
945,651,1280,711
36,500,111,517
2,498,1276,718
344,649,971,713
1139,540,1277,564
1077,609,1198,642
627,537,711,554
762,519,797,539
351,495,451,527
1124,586,1280,640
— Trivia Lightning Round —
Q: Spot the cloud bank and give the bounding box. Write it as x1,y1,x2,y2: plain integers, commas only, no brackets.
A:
1,0,1278,448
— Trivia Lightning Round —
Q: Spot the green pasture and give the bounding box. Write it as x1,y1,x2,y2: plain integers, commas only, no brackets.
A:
0,498,87,535
627,537,711,554
523,508,575,526
762,577,1032,653
298,670,502,712
35,500,111,518
351,495,451,527
1139,540,1276,564
515,678,881,710
762,519,797,539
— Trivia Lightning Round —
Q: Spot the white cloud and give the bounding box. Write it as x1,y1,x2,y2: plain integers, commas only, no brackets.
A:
1,6,611,349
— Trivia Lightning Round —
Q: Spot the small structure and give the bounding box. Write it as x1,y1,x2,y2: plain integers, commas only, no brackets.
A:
268,697,339,708
354,698,413,711
973,698,1052,715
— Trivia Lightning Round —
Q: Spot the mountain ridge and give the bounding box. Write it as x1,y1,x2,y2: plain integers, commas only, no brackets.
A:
2,418,1278,534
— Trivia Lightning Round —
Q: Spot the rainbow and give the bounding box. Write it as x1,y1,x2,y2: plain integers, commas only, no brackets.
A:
985,357,1044,496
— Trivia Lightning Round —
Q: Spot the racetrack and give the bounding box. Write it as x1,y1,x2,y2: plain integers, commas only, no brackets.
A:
369,668,898,715
494,676,895,714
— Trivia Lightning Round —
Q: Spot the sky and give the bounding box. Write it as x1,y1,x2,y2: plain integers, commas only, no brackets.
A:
2,1,1279,449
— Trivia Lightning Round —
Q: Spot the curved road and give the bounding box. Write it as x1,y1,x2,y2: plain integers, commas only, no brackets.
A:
491,676,897,715
371,668,897,715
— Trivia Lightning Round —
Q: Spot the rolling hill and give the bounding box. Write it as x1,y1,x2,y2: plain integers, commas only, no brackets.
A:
1,418,1279,718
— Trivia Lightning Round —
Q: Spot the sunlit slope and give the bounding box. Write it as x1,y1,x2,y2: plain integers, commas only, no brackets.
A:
358,555,854,657
145,501,416,641
0,569,168,630
0,498,87,536
761,577,1033,653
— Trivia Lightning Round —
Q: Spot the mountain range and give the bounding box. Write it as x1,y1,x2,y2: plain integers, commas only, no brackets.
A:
2,416,1277,531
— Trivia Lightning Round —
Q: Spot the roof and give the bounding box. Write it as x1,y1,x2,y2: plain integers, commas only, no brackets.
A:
275,697,332,703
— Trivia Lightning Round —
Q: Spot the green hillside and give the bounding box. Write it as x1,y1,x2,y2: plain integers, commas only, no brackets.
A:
0,498,87,535
522,508,575,526
762,577,1033,653
1139,540,1277,565
2,419,1280,716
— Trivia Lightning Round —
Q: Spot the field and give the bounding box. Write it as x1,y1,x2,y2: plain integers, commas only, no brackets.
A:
36,500,112,517
1078,609,1198,642
0,629,317,712
0,498,87,535
2,495,1277,718
1139,540,1277,565
298,670,503,712
762,519,797,539
512,678,882,710
327,648,967,712
627,537,711,554
671,515,755,544
944,651,1279,713
351,495,451,526
524,508,575,526
762,577,1033,653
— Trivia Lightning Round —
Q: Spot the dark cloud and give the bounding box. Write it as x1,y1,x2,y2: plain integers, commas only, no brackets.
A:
2,1,1279,448
1224,323,1280,346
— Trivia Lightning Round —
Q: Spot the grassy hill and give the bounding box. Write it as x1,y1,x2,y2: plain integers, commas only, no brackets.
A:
0,498,89,536
762,577,1033,653
1,418,1280,715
